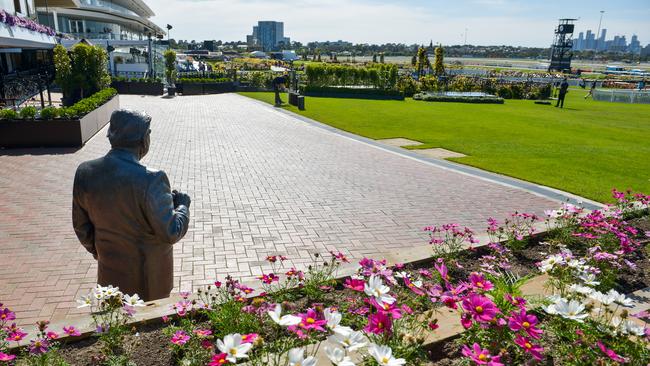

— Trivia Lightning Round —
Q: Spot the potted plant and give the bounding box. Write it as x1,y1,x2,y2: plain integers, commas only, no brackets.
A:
164,50,177,96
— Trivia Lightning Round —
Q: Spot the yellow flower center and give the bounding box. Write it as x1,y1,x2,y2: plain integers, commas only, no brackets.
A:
478,354,488,361
382,357,389,363
523,321,530,328
230,348,237,356
476,282,483,288
525,342,532,349
383,304,390,310
475,306,484,313
306,318,315,324
378,322,384,329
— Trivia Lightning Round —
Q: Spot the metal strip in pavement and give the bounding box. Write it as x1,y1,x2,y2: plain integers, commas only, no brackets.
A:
239,95,604,210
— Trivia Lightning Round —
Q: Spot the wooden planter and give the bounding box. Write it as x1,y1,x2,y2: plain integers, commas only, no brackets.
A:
178,82,235,95
111,81,164,96
0,95,119,148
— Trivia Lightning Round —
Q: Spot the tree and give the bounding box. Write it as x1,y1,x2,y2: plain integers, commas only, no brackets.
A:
164,49,177,85
434,45,445,76
379,53,385,63
415,46,430,79
372,54,377,63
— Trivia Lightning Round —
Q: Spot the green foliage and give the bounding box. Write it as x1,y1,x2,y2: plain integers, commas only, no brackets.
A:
54,43,110,105
413,93,504,104
304,63,399,90
176,77,231,84
19,106,37,119
62,88,117,118
433,46,445,76
39,107,59,120
301,85,403,97
111,76,162,83
415,46,430,79
0,109,19,120
53,44,71,93
164,50,177,84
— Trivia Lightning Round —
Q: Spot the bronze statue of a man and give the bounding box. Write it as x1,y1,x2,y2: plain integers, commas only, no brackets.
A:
72,109,191,301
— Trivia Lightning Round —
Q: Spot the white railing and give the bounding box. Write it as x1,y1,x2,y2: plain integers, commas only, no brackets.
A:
592,89,650,104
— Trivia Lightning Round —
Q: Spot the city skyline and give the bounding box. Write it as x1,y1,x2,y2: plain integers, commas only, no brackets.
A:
150,0,650,47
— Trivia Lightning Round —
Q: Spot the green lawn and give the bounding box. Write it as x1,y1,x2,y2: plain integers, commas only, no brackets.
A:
239,90,650,203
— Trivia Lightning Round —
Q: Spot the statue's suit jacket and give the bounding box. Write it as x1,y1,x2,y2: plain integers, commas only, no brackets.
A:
72,149,190,301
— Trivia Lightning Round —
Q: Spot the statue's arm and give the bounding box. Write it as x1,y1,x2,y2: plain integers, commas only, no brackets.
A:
144,171,190,245
72,170,97,258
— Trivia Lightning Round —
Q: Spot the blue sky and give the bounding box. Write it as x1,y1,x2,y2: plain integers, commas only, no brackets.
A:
150,0,650,47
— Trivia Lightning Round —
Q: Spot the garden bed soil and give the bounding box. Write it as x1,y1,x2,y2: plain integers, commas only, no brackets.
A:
111,81,164,96
0,95,119,148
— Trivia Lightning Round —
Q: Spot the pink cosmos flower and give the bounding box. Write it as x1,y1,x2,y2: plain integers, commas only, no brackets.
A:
597,341,627,363
434,259,450,282
0,308,16,323
6,330,28,342
201,339,214,350
330,251,350,263
364,311,392,335
403,277,426,296
460,313,473,329
0,352,16,362
428,321,439,330
461,343,504,366
508,309,542,339
514,335,543,361
344,278,365,292
418,269,432,278
193,329,212,338
297,309,327,331
46,331,59,340
63,326,81,337
468,272,494,292
367,298,402,319
258,273,279,284
462,294,498,323
214,281,222,288
170,330,190,346
173,300,193,317
28,338,50,354
241,333,258,344
208,353,230,365
504,294,527,309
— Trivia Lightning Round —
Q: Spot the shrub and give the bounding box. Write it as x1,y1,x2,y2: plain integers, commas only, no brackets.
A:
55,43,110,105
62,88,117,118
413,93,504,104
39,107,58,120
19,106,37,119
177,77,231,84
164,50,177,84
0,109,18,120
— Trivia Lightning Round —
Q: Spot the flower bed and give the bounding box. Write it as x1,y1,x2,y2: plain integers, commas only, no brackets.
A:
301,86,405,100
0,10,56,36
0,89,118,148
1,189,649,365
413,92,504,104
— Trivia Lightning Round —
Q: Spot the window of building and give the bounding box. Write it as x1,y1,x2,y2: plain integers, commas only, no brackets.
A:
13,0,22,13
70,20,83,34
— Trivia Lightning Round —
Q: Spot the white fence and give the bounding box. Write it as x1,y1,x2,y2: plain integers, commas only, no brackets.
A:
592,89,650,104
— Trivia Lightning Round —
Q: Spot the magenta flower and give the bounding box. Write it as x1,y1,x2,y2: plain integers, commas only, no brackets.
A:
403,277,426,296
46,331,59,340
461,343,503,365
514,335,543,361
468,272,494,292
462,294,498,323
434,259,450,282
508,309,542,339
258,273,280,284
597,341,627,363
0,352,16,362
368,298,402,319
0,308,16,323
297,309,327,331
241,333,258,344
63,326,81,337
28,338,50,354
364,311,392,335
193,329,212,338
344,278,365,292
173,300,193,317
170,330,190,346
6,329,28,342
504,293,527,309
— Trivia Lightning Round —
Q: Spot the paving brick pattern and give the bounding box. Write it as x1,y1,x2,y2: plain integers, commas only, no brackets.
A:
0,94,558,325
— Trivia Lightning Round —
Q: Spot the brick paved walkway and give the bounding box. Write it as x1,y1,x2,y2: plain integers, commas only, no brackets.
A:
0,94,559,325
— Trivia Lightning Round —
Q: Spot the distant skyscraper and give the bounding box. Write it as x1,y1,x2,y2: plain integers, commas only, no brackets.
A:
629,34,641,53
585,30,595,50
576,31,584,50
598,29,607,51
247,21,290,52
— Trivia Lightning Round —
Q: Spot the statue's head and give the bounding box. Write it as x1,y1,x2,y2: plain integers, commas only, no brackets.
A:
107,109,152,160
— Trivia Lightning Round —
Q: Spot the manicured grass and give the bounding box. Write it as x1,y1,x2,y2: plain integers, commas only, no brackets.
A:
239,91,650,203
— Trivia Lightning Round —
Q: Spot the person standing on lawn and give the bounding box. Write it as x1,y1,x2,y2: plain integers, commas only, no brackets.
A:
72,109,191,302
584,80,596,99
272,74,288,106
556,78,569,108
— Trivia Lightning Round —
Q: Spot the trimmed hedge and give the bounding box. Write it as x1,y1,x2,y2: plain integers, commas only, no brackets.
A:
413,93,504,104
302,85,403,97
0,88,117,121
112,76,162,83
177,77,231,84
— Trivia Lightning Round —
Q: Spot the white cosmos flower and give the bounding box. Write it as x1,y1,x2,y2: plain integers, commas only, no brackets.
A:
216,333,252,363
329,328,367,352
578,272,600,286
288,348,317,366
123,294,145,307
622,320,646,336
606,289,634,307
538,254,565,272
77,295,92,308
268,304,302,326
325,346,356,366
364,275,396,306
553,299,588,322
589,291,615,306
568,284,593,295
324,308,353,333
368,344,406,366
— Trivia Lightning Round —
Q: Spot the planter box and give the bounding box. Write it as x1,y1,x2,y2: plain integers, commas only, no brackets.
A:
111,81,164,96
178,82,235,95
302,90,405,101
0,95,119,148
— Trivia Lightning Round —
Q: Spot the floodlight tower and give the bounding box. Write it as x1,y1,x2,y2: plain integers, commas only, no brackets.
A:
548,18,577,72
